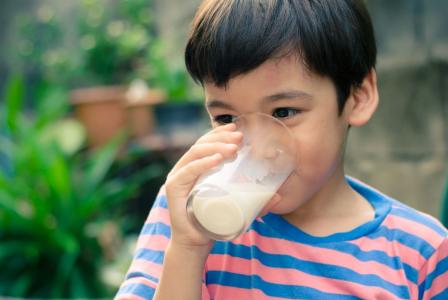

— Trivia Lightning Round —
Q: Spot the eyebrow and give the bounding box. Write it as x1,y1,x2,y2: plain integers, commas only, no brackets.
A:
206,90,313,110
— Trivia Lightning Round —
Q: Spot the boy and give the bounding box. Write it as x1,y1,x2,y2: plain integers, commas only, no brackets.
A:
116,0,448,299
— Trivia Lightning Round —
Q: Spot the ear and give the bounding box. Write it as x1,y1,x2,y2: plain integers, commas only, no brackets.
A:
344,68,379,127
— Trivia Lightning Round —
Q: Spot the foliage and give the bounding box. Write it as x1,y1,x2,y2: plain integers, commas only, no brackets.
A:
142,40,202,102
10,0,201,101
12,0,155,86
0,76,164,298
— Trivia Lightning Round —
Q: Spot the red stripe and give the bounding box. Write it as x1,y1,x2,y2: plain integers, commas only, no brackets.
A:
419,239,448,284
350,236,425,270
382,214,443,249
424,271,448,299
208,283,287,300
136,234,170,252
207,254,399,299
201,284,211,300
128,259,163,280
146,206,170,225
233,229,408,287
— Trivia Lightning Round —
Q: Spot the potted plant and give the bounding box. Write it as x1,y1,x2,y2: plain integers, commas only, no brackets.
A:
145,40,207,144
10,0,164,148
70,0,166,147
0,76,165,298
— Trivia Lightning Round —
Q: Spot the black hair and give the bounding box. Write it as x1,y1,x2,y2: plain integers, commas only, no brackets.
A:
185,0,377,112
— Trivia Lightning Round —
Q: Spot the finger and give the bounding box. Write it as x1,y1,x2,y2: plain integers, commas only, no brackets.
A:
188,142,239,161
201,123,237,139
170,142,238,175
171,130,242,176
258,193,282,217
211,122,237,133
197,130,243,145
167,153,224,199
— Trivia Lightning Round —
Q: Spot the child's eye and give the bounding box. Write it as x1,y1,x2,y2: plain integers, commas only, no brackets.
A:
213,114,236,125
272,108,300,119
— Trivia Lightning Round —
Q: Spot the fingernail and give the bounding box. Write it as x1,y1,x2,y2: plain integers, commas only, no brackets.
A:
225,144,238,151
212,153,222,160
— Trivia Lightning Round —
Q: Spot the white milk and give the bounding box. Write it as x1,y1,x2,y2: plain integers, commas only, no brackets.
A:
191,183,276,238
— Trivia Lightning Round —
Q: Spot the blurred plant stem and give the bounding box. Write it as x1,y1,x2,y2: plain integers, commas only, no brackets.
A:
441,174,448,228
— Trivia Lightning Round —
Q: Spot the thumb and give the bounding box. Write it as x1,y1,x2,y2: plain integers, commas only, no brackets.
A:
258,192,282,217
167,153,223,201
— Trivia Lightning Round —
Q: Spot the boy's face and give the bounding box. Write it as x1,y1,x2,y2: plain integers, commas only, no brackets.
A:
203,55,352,214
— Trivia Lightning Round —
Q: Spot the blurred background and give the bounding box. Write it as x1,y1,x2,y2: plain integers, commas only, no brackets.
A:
0,0,447,298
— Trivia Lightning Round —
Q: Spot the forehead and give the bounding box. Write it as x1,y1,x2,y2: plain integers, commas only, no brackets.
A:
204,55,326,104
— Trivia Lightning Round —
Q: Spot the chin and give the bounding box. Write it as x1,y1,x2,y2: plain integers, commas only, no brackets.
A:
271,173,312,215
269,198,302,215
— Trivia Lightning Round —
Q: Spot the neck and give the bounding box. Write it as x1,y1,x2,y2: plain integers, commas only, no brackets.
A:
283,167,375,236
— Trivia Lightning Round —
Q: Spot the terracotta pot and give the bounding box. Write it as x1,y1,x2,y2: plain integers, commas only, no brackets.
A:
70,86,164,148
71,86,127,148
125,89,165,139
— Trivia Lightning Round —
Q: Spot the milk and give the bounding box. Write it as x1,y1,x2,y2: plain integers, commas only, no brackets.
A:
191,183,276,239
186,114,297,240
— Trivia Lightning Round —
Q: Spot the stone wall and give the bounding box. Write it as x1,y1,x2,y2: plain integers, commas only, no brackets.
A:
346,0,448,217
153,0,448,218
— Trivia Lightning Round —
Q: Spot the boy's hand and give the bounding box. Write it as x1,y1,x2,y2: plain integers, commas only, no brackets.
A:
165,123,243,249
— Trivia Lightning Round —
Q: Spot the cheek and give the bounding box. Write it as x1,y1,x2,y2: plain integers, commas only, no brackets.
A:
270,173,317,214
270,117,346,213
296,110,346,169
294,125,342,178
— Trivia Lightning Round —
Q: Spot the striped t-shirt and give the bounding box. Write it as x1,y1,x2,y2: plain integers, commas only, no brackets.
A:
115,177,448,299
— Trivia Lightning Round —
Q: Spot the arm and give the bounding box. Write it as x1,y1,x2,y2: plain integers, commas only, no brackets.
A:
419,236,448,300
114,191,212,300
154,242,211,300
116,123,242,300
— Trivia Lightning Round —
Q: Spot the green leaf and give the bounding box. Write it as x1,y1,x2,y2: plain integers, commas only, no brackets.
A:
70,267,91,298
4,74,25,133
0,240,28,261
83,132,126,196
47,151,71,201
79,180,136,219
35,83,69,128
49,230,80,296
11,274,32,297
0,190,31,225
0,135,14,158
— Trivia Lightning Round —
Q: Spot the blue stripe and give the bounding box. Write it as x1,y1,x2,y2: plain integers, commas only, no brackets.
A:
419,256,448,296
431,288,448,300
419,281,426,299
389,204,447,238
206,271,362,299
152,194,168,209
368,226,435,259
211,242,410,299
116,283,155,299
126,271,159,283
135,248,165,265
142,222,171,238
318,242,419,285
252,220,419,284
402,263,419,285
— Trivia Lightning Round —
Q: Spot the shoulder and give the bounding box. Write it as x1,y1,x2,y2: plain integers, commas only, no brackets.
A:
348,176,447,258
387,199,447,242
381,196,447,262
348,176,447,241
